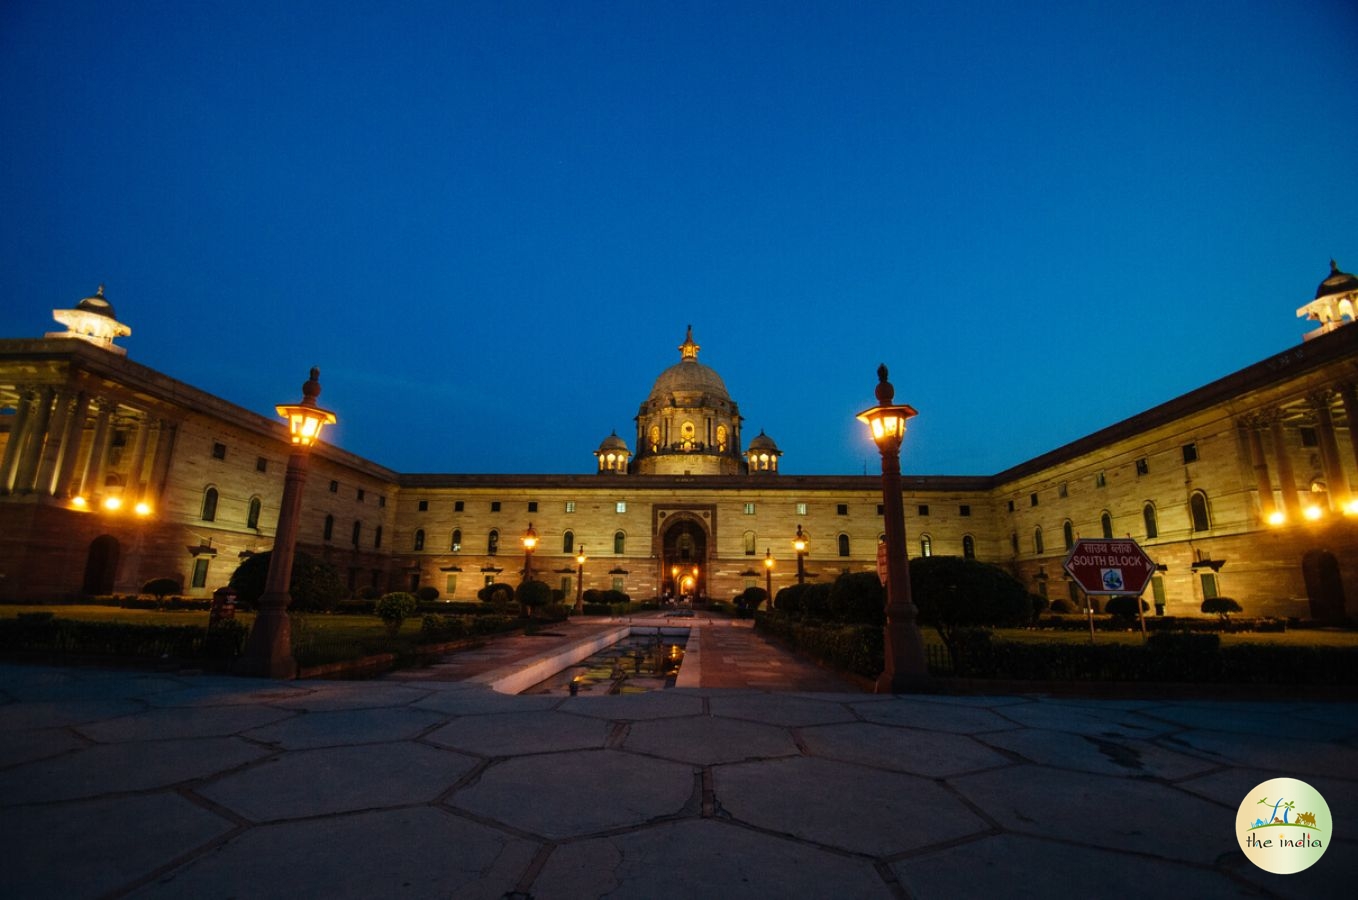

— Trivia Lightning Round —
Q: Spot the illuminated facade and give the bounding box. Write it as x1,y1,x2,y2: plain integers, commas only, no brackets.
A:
1,265,1355,621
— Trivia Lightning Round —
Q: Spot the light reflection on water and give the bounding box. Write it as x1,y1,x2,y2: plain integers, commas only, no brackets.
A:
524,632,688,695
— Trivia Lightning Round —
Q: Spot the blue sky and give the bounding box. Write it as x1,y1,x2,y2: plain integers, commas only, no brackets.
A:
3,1,1355,476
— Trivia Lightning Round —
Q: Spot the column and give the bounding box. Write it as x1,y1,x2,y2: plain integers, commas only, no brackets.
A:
124,412,151,501
34,390,72,495
1268,414,1302,520
52,391,91,498
0,389,35,494
14,386,56,493
78,399,114,498
1244,418,1275,519
144,419,177,505
1336,382,1358,499
1310,391,1348,508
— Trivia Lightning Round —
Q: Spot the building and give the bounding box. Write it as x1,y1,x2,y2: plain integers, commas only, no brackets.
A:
2,265,1355,620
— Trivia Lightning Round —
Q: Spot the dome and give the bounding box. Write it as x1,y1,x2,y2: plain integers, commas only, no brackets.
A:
1316,260,1358,299
647,326,730,402
76,285,118,319
748,430,779,453
597,431,629,453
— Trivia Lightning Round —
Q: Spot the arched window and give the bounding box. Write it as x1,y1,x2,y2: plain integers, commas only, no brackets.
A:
247,496,262,530
323,514,334,541
962,535,975,560
837,533,850,557
920,534,932,557
1062,520,1074,551
451,529,462,552
1034,527,1044,555
1189,491,1211,532
743,531,756,555
562,530,574,554
1100,511,1113,540
488,529,499,555
1143,503,1159,539
614,530,626,554
200,487,218,522
414,528,425,551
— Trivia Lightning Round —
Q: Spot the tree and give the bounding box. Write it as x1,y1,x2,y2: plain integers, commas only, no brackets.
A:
733,586,767,617
415,585,440,603
1202,596,1243,622
228,551,345,612
375,592,418,636
1104,595,1149,620
828,572,885,625
142,577,181,602
516,579,553,617
910,556,1031,667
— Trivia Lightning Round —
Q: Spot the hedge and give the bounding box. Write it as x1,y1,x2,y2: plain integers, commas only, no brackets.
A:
755,611,882,678
0,615,246,662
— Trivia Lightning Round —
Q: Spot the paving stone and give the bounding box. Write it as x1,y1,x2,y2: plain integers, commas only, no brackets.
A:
144,683,316,708
2,792,236,899
266,682,435,711
531,818,890,899
0,670,185,702
449,749,693,839
989,701,1175,738
852,698,1020,734
558,690,706,720
0,737,270,805
197,741,477,821
799,721,1011,777
0,697,145,730
715,756,988,856
130,807,538,900
244,706,447,749
0,726,87,768
1138,702,1358,740
412,687,561,715
883,692,1030,707
624,714,798,765
953,764,1232,864
426,710,608,756
977,728,1219,779
893,833,1261,899
707,693,855,727
76,704,297,742
1160,729,1358,779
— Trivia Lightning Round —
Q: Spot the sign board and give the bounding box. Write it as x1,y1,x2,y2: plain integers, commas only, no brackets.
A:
1062,538,1157,596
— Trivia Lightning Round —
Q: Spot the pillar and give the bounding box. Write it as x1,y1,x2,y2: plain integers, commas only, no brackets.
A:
124,412,151,501
34,389,72,495
78,399,114,498
14,386,56,493
1310,391,1348,508
144,419,177,505
0,389,35,494
1336,382,1358,502
1268,415,1302,520
52,391,91,498
1245,421,1274,519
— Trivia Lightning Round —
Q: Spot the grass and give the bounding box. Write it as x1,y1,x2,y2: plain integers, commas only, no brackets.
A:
993,625,1358,647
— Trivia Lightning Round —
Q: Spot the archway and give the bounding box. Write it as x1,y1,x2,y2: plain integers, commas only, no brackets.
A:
660,515,709,600
1302,550,1346,624
83,535,120,596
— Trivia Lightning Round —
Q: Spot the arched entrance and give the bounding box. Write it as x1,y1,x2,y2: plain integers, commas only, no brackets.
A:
660,515,709,601
83,535,120,596
1302,550,1347,624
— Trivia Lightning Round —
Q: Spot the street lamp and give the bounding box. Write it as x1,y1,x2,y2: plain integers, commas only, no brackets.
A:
575,546,587,614
792,524,809,585
763,547,774,601
238,367,336,679
521,523,538,582
857,363,928,692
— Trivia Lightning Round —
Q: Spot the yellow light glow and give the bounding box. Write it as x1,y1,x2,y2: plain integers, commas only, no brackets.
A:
1303,505,1323,521
71,495,87,508
1266,510,1286,526
134,502,151,516
103,496,122,511
1344,499,1358,516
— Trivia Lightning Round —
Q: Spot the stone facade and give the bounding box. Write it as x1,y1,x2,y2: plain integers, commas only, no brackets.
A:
1,271,1356,621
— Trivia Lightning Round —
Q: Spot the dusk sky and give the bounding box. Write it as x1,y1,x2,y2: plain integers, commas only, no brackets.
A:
3,1,1355,478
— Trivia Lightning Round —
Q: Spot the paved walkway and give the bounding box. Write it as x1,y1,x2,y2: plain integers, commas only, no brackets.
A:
0,628,1354,898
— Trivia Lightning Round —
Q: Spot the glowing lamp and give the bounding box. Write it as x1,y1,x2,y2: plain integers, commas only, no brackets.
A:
1266,510,1286,526
1303,506,1323,521
71,496,87,508
856,365,918,452
276,367,336,447
764,549,774,571
134,501,151,516
522,523,538,552
792,524,808,555
1344,499,1358,516
103,496,122,511
576,548,587,568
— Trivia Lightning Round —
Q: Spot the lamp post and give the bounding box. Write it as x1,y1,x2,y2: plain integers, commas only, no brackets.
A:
575,546,587,614
521,523,538,583
792,524,808,585
238,368,336,679
764,547,774,602
857,364,928,692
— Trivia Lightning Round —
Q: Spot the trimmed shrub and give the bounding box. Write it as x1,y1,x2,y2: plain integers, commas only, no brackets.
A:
516,580,553,616
228,551,345,612
142,578,182,601
828,572,885,625
1203,597,1243,621
755,611,883,678
415,586,440,603
1105,596,1149,619
375,592,418,635
910,556,1031,666
1049,599,1072,614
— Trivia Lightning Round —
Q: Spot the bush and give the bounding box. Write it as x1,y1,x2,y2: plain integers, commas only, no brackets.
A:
1049,599,1072,614
142,577,182,601
415,586,440,603
1105,596,1149,619
910,556,1031,668
755,611,883,678
516,580,553,616
828,572,885,625
228,551,346,612
1203,597,1243,621
375,592,418,635
733,587,767,617
479,582,515,603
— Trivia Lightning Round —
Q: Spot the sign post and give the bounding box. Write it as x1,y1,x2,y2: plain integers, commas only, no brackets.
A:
1062,538,1158,643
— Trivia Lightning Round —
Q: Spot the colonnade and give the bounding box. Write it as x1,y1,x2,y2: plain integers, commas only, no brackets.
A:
1242,383,1358,519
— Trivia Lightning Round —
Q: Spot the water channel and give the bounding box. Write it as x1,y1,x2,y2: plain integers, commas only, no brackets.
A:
522,630,688,695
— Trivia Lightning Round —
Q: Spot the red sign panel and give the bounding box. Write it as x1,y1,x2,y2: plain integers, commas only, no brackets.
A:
1062,538,1157,595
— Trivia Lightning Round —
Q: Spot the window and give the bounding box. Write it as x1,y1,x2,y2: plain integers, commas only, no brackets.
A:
562,531,574,554
351,521,361,547
1007,499,1015,512
417,499,428,511
201,487,218,522
1062,520,1074,551
1034,527,1044,555
1200,572,1219,600
1010,532,1018,555
876,504,884,516
796,502,807,516
414,529,425,551
1058,482,1068,499
959,504,971,517
1100,511,1113,540
1182,443,1198,464
1095,471,1107,488
329,480,339,493
212,442,226,460
836,504,848,516
528,501,538,513
247,497,262,530
452,529,462,552
488,530,499,555
1189,491,1211,532
1151,575,1166,607
356,488,365,502
743,531,756,555
255,456,267,473
445,574,457,596
1299,427,1318,448
920,535,932,557
837,534,850,557
560,575,572,595
378,496,386,507
614,531,625,554
744,503,755,515
616,501,626,513
1135,458,1149,476
612,576,625,592
1143,503,1159,539
491,501,501,512
918,504,929,516
565,501,576,513
962,535,975,560
454,500,464,512
191,558,209,588
1030,492,1039,507
374,525,382,549
323,514,334,541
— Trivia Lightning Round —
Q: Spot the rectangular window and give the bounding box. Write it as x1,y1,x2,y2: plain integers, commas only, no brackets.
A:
918,504,929,516
491,501,501,512
876,504,884,516
795,502,807,516
212,442,226,460
612,576,625,592
1135,458,1149,476
959,504,971,517
744,503,755,515
484,575,495,589
528,501,538,513
836,504,848,515
1058,482,1068,499
351,521,361,546
255,456,267,473
616,501,627,513
1007,499,1015,512
454,500,464,512
379,496,386,507
374,526,382,549
417,499,428,511
1151,575,1166,607
565,501,576,513
1299,427,1318,448
1200,572,1219,600
1030,493,1039,507
329,480,339,493
1182,443,1198,464
445,574,457,596
1095,471,1106,488
356,488,365,502
191,558,209,588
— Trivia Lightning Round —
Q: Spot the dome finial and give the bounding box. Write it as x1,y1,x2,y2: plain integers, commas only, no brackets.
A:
679,325,700,361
